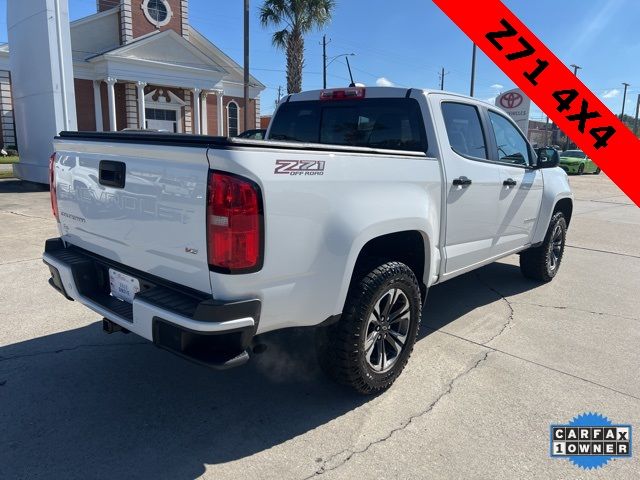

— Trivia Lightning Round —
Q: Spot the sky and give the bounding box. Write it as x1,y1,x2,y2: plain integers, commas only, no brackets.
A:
0,0,639,119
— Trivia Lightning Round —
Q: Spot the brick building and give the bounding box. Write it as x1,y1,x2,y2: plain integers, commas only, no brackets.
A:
0,0,264,143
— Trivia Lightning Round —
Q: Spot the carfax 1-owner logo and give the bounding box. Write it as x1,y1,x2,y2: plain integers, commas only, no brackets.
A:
550,413,632,470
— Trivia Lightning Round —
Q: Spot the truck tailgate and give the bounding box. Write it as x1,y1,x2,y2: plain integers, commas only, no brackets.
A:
52,140,212,294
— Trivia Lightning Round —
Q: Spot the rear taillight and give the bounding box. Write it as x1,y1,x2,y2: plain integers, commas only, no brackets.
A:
49,152,59,222
207,171,263,273
320,87,366,101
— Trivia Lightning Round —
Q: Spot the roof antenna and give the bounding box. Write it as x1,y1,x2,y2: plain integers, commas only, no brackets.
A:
346,56,356,87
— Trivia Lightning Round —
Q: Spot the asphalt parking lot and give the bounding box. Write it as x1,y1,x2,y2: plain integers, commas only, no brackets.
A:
0,173,638,479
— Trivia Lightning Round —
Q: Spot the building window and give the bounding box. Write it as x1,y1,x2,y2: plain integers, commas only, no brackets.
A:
142,0,173,27
228,101,239,137
145,108,179,133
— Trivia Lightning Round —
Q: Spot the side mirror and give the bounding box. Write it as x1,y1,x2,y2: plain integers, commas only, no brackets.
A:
535,147,560,169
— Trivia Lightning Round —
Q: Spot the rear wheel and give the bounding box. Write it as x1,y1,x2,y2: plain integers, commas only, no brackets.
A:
316,261,422,394
520,212,567,282
577,164,585,175
594,167,601,175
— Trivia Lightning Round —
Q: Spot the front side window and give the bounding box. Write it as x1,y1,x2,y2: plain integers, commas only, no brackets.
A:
269,98,426,152
488,111,530,166
228,102,239,137
441,102,488,159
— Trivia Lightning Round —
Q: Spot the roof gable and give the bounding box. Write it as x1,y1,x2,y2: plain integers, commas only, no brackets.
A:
90,30,226,75
70,8,121,62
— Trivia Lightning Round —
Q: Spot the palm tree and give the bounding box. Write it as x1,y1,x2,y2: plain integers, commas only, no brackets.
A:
260,0,335,94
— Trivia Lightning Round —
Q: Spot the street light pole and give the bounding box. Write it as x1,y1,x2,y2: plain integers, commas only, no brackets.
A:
621,82,630,119
470,43,477,97
243,0,250,132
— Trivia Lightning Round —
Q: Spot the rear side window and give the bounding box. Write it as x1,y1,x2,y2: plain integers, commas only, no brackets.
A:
441,102,488,160
269,98,427,152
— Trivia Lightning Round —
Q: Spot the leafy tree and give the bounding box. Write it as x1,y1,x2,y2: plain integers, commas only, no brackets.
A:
260,0,335,94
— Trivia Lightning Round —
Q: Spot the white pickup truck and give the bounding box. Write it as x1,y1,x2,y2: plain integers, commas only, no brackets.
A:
44,87,572,393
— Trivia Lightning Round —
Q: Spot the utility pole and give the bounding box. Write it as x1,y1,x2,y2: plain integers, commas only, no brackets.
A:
439,67,449,90
469,43,477,96
633,94,640,136
322,35,328,89
570,64,581,77
621,82,630,120
275,86,282,108
243,0,250,131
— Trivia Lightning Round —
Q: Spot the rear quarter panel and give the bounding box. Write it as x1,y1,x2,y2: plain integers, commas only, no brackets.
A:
207,146,442,334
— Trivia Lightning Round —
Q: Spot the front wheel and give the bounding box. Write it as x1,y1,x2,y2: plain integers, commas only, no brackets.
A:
520,211,567,282
316,261,422,394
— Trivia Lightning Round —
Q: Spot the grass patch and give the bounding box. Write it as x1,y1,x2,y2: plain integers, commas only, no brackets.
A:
0,156,19,164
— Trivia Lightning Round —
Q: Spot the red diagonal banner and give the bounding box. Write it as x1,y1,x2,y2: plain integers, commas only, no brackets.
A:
433,0,640,206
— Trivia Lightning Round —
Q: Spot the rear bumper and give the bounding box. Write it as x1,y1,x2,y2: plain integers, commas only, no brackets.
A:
43,238,261,369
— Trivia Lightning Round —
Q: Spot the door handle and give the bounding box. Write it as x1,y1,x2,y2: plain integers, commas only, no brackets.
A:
99,160,126,188
452,176,472,187
503,178,517,187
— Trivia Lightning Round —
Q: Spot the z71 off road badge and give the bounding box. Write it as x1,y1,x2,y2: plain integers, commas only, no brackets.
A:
274,160,325,176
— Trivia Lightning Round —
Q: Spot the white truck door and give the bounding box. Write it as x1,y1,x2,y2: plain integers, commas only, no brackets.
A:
486,110,544,255
436,99,504,275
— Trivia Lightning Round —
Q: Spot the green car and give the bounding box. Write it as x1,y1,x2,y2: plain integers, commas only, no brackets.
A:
559,150,600,175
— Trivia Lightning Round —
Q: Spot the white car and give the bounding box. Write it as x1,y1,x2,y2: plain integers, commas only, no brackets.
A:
44,87,572,393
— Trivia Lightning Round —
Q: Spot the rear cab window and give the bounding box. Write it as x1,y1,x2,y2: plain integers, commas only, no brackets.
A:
441,102,488,160
269,98,427,152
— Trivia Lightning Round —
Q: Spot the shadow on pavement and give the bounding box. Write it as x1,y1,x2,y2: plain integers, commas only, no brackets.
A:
0,261,539,479
0,178,49,193
421,260,537,336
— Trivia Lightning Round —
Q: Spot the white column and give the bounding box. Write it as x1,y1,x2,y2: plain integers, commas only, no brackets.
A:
92,80,103,131
201,91,208,135
215,89,224,136
105,77,117,131
192,88,201,134
136,81,147,129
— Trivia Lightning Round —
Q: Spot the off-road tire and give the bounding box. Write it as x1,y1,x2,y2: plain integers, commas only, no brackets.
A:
520,212,567,282
316,261,422,394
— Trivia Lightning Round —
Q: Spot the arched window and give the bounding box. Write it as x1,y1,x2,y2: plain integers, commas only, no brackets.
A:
227,101,239,137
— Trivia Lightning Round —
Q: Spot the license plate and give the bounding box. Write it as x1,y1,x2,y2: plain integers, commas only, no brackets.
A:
109,268,140,304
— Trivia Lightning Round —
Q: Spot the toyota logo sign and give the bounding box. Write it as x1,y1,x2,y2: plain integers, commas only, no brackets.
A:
500,92,523,109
